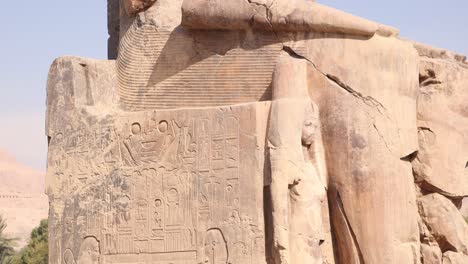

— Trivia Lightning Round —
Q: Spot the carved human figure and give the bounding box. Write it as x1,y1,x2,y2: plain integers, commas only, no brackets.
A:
166,188,180,225
63,249,76,264
204,229,228,264
122,122,143,166
76,237,100,264
268,53,327,264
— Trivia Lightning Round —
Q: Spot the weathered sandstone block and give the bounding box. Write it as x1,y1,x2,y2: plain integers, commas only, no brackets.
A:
442,251,468,264
412,42,467,64
124,0,158,16
421,244,443,264
412,53,468,198
418,193,468,254
462,199,468,218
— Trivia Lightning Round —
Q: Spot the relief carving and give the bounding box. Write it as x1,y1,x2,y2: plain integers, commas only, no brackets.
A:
267,53,328,264
48,108,265,264
77,237,101,264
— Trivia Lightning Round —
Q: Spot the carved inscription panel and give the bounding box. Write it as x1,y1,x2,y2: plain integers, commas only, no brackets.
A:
47,104,266,264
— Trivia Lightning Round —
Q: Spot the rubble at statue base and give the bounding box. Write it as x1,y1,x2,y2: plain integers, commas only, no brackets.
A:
45,0,468,263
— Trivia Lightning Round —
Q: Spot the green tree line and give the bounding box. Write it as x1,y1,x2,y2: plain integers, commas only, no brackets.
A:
0,215,48,264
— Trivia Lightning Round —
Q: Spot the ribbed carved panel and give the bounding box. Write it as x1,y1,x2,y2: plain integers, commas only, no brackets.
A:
118,22,282,110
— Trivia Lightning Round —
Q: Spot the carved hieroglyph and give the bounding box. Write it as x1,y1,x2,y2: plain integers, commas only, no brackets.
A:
46,57,269,264
48,107,268,264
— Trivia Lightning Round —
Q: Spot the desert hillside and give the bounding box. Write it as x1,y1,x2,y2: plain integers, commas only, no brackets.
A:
0,150,48,249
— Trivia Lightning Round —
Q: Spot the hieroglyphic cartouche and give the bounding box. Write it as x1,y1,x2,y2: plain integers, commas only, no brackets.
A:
47,105,266,264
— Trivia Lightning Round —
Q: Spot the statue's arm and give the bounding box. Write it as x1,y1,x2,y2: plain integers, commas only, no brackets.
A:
182,0,398,37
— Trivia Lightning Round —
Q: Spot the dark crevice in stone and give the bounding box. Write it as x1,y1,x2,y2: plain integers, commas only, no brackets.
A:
418,127,435,134
419,68,442,87
372,123,391,152
336,192,366,264
401,151,418,162
283,45,389,118
325,74,388,116
419,69,436,83
416,180,461,201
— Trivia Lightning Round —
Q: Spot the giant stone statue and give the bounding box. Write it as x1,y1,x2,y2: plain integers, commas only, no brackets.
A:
46,0,468,263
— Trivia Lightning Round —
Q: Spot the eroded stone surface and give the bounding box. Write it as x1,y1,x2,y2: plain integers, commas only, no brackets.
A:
442,251,468,264
418,193,468,254
304,34,421,264
462,199,468,218
182,0,379,35
421,244,443,264
412,42,467,65
124,0,158,16
410,42,468,264
412,56,468,198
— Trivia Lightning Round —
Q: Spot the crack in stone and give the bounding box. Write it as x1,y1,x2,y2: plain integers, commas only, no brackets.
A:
418,126,435,134
248,0,275,9
415,177,459,199
245,0,280,39
282,45,395,154
282,45,391,120
373,123,391,152
325,74,389,118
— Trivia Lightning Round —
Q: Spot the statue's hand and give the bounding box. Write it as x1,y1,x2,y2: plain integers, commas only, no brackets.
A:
292,177,302,185
288,174,302,186
287,164,304,186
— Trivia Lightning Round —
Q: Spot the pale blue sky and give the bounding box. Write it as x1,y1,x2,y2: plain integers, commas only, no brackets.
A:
0,1,466,170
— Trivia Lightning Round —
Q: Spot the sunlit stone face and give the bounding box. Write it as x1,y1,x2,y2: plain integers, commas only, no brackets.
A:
124,0,158,15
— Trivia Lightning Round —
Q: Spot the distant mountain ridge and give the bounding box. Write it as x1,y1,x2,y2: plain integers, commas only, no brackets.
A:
0,150,45,195
0,149,48,249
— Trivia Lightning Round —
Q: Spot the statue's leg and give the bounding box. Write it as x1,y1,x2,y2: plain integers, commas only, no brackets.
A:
269,176,291,264
289,179,323,264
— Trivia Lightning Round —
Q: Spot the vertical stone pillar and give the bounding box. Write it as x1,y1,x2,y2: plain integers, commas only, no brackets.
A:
107,0,120,59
